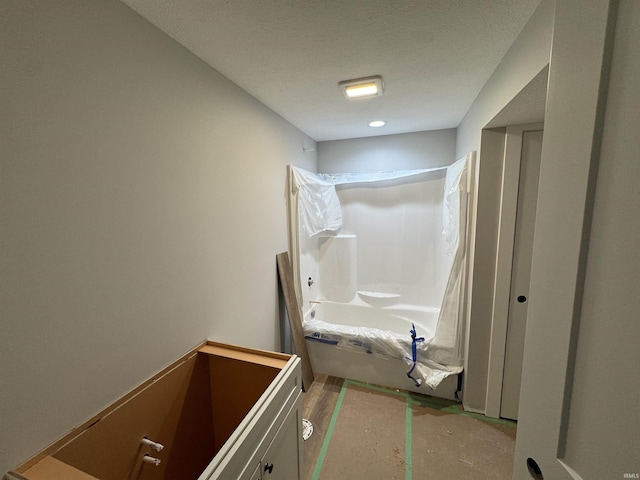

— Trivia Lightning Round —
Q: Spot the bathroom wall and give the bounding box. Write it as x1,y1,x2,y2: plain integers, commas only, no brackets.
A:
0,0,315,475
318,129,457,173
455,0,553,158
455,0,554,412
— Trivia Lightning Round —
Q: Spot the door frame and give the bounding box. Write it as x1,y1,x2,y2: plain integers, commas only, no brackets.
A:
514,0,618,477
484,123,543,419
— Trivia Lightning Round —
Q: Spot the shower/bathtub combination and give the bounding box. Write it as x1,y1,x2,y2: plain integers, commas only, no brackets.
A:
287,155,475,399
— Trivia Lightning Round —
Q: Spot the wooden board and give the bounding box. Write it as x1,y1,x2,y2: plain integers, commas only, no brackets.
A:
200,342,289,369
276,252,314,391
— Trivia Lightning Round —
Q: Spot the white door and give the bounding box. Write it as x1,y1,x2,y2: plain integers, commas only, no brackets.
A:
514,1,640,479
500,129,543,421
483,124,543,421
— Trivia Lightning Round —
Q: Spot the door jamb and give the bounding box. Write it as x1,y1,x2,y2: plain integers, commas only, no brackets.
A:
484,123,543,419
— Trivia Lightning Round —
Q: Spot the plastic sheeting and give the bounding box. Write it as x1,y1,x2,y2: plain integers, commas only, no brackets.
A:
289,161,467,242
443,157,467,255
290,166,343,237
290,154,473,390
303,315,462,390
434,156,471,372
304,317,433,358
290,165,450,237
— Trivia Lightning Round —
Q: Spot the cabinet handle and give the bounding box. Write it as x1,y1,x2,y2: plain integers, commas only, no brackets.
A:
264,463,274,474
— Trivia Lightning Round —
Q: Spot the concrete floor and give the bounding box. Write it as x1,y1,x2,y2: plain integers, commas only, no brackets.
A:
302,375,517,480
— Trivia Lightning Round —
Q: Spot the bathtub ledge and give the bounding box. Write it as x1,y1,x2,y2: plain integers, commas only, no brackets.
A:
357,291,401,300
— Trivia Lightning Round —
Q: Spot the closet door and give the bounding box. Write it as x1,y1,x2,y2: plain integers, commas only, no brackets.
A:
500,128,543,421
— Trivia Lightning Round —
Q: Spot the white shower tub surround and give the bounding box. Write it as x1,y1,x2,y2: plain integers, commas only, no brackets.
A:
289,156,473,401
303,299,461,398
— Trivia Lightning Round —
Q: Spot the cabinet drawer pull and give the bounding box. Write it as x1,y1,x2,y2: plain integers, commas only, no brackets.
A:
264,463,274,474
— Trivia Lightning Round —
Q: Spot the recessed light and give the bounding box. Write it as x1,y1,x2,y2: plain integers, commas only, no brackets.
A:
369,120,386,128
339,75,384,99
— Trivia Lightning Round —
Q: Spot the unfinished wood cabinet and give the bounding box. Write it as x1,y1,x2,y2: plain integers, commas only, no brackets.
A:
6,341,302,480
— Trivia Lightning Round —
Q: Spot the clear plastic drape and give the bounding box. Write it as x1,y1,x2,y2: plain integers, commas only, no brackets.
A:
289,154,473,389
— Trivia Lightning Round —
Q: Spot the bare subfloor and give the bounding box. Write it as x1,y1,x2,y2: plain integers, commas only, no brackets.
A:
302,374,516,480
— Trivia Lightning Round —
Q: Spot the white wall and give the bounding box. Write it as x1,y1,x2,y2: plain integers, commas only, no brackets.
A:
0,0,315,474
455,0,553,159
318,129,456,173
455,0,554,412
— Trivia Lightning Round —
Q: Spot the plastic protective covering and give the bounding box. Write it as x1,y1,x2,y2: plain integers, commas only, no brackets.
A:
290,167,343,237
303,317,449,389
303,317,433,358
291,166,450,236
291,155,472,390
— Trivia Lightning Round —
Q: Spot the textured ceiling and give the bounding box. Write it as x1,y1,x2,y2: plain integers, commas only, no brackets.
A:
121,0,541,141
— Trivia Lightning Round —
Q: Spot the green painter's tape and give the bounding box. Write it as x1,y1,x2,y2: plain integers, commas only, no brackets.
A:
311,378,349,480
348,378,517,427
457,408,517,427
347,378,410,398
311,378,515,480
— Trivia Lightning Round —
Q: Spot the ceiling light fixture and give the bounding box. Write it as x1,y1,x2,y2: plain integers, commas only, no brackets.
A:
339,75,384,99
369,120,386,128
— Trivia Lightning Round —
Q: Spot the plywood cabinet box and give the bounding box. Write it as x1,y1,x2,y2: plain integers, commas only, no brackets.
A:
6,341,302,480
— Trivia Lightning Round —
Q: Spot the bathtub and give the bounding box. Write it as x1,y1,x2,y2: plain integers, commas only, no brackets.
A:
303,300,460,399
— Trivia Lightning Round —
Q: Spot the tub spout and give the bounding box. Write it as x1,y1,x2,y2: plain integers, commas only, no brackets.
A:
309,300,321,318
